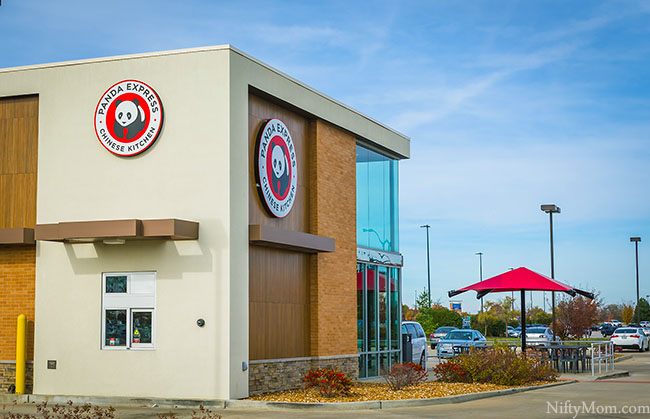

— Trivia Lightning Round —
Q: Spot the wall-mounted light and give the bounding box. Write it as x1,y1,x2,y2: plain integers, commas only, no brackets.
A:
103,238,126,245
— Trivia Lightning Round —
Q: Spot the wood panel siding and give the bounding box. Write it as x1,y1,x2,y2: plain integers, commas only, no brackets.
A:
0,95,38,361
249,246,310,359
0,95,38,229
248,94,312,360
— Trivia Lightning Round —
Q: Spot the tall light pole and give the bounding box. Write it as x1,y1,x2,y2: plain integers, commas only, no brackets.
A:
476,252,484,312
630,237,641,323
541,204,560,337
421,224,432,308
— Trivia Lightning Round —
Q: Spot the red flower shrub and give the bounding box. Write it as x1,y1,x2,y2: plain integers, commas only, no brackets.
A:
432,360,471,383
384,362,428,390
302,368,353,397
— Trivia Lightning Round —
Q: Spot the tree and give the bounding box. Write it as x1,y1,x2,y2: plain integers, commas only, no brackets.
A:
556,295,601,339
402,304,418,321
599,304,624,322
527,307,552,325
622,304,634,324
633,298,650,323
470,297,520,336
414,289,462,335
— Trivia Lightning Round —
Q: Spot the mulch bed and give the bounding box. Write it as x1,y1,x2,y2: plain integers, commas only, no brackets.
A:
248,381,551,403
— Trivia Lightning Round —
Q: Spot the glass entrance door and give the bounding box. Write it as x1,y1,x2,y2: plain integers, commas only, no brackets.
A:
357,262,401,378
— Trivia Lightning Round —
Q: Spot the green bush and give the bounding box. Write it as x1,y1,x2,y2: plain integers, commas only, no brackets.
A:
433,345,558,386
470,313,506,337
416,307,463,336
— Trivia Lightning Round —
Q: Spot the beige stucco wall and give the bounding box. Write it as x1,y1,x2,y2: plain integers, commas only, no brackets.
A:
0,45,409,401
0,47,247,400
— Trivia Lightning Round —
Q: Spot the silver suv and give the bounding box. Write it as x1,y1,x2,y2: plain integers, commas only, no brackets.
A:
402,321,428,369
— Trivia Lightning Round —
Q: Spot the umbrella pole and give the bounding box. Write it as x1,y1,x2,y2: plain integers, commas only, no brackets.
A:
521,289,526,357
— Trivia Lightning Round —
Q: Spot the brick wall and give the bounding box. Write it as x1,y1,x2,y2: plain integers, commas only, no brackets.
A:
309,120,357,358
0,246,35,362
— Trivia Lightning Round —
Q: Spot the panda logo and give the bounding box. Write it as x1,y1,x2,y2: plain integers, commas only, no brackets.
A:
255,118,298,218
113,99,146,140
94,79,164,157
271,143,290,197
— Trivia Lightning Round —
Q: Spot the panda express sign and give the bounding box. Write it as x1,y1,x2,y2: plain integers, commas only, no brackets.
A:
255,119,297,218
94,80,163,157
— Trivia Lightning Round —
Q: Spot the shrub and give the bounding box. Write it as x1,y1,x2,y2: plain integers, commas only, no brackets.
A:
383,362,428,390
432,360,471,383
302,368,353,397
3,401,116,418
433,345,558,386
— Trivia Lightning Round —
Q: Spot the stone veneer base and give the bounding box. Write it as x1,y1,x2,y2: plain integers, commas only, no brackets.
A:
249,354,359,395
0,361,33,394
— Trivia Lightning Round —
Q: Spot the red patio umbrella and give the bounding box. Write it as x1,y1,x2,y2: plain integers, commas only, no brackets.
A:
448,267,594,352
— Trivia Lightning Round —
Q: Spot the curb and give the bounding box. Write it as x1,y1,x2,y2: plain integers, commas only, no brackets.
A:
0,380,576,411
227,380,576,411
614,354,633,363
594,370,630,380
0,394,226,409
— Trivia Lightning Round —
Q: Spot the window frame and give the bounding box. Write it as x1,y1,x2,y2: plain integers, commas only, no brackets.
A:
101,272,156,351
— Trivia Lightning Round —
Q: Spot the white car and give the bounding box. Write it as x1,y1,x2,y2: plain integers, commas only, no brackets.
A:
437,329,487,358
402,321,428,369
525,327,555,347
611,327,649,352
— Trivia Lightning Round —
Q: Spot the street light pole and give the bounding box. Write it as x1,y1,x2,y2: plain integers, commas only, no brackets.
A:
541,204,561,338
631,237,641,323
421,224,432,308
476,252,484,312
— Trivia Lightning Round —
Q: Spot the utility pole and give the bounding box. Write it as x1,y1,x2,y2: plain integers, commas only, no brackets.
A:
631,237,641,323
476,252,484,312
421,224,432,308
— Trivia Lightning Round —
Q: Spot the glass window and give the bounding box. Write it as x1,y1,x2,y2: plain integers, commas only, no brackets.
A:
104,310,127,347
102,272,155,350
378,267,388,350
389,268,400,350
357,264,365,353
367,265,378,351
105,275,127,293
132,310,153,345
415,324,425,338
356,145,399,252
405,323,417,339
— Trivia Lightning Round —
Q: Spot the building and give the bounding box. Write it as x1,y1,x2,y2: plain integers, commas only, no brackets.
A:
0,46,409,400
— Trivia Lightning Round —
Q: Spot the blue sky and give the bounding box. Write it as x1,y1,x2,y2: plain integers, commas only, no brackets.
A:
2,1,649,312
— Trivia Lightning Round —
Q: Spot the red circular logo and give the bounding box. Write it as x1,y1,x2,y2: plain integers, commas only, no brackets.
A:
94,80,163,156
255,119,298,218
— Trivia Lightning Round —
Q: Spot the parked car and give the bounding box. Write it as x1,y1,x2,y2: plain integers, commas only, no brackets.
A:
525,327,555,347
641,321,650,328
600,323,617,337
429,326,458,349
610,327,649,352
507,326,520,338
609,320,622,328
402,321,428,368
437,329,487,358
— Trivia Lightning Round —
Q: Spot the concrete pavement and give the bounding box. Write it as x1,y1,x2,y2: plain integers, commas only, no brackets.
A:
1,351,648,418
